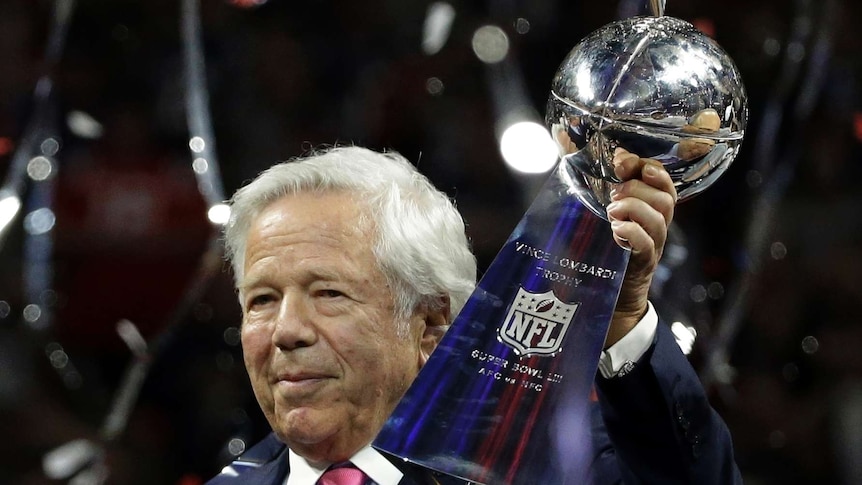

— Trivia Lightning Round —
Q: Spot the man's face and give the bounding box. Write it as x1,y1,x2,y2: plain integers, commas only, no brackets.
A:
239,191,440,465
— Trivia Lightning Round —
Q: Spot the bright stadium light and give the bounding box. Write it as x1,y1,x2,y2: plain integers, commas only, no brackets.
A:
499,121,558,174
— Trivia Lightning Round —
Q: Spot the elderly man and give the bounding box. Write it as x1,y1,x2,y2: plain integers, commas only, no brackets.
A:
207,146,740,484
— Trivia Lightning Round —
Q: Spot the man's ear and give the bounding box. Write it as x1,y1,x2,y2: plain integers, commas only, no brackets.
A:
418,296,450,366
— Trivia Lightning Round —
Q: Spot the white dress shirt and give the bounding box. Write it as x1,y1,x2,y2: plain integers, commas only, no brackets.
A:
597,302,658,378
286,444,403,485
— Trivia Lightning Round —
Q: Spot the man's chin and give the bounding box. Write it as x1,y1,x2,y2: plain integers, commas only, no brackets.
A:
278,432,355,465
275,418,377,464
274,414,338,455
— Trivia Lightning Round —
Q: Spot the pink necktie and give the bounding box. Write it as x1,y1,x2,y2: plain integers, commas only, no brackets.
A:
317,463,369,485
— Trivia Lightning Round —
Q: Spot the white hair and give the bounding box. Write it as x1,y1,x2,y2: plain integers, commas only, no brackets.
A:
223,146,477,322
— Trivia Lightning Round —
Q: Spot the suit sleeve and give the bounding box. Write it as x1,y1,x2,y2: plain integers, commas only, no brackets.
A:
594,322,742,484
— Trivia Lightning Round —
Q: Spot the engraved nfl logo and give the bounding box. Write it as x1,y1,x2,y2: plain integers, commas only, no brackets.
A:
498,287,579,357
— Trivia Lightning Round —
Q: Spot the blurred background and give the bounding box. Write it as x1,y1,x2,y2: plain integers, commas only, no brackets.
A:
1,0,860,483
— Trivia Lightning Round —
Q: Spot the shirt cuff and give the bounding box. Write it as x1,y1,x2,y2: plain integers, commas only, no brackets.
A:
597,302,658,378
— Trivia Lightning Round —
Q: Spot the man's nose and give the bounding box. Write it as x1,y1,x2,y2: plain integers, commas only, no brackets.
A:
272,295,317,351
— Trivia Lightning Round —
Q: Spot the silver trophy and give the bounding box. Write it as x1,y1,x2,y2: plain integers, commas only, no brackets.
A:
546,15,748,219
376,12,749,485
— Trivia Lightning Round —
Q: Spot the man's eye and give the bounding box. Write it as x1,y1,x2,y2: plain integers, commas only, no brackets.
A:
319,289,344,298
249,294,276,308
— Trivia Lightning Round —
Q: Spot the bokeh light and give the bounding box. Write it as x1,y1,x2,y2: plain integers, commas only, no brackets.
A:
472,25,509,64
499,121,558,174
207,203,231,225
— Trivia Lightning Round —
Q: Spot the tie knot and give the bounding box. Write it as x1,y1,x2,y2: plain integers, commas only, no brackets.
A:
317,462,369,485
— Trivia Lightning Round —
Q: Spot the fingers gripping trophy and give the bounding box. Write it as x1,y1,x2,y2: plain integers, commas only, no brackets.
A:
375,4,748,484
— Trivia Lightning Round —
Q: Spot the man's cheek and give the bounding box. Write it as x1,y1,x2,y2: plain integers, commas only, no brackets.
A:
241,328,270,359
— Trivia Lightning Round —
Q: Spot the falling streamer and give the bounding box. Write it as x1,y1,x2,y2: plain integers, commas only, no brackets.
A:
0,0,75,250
39,3,232,482
182,0,226,207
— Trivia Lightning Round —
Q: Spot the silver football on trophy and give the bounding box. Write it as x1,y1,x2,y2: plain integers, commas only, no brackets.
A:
546,16,748,219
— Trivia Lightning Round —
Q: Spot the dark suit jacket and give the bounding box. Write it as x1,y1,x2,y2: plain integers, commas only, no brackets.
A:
207,323,741,484
593,323,742,484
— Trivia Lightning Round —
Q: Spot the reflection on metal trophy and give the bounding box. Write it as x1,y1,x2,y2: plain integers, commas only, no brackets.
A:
374,14,747,485
547,15,748,220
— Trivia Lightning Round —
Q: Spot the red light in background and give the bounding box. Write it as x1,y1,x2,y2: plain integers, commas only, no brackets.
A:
0,137,14,157
227,0,267,8
854,113,862,143
693,17,716,38
175,474,203,485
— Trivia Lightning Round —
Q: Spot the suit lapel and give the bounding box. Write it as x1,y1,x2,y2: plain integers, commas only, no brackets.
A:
257,445,290,484
379,451,466,485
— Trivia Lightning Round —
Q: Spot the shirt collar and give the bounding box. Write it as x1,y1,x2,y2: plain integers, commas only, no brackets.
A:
286,444,404,485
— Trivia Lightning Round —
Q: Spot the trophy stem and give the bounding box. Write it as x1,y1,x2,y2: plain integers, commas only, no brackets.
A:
648,0,665,17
